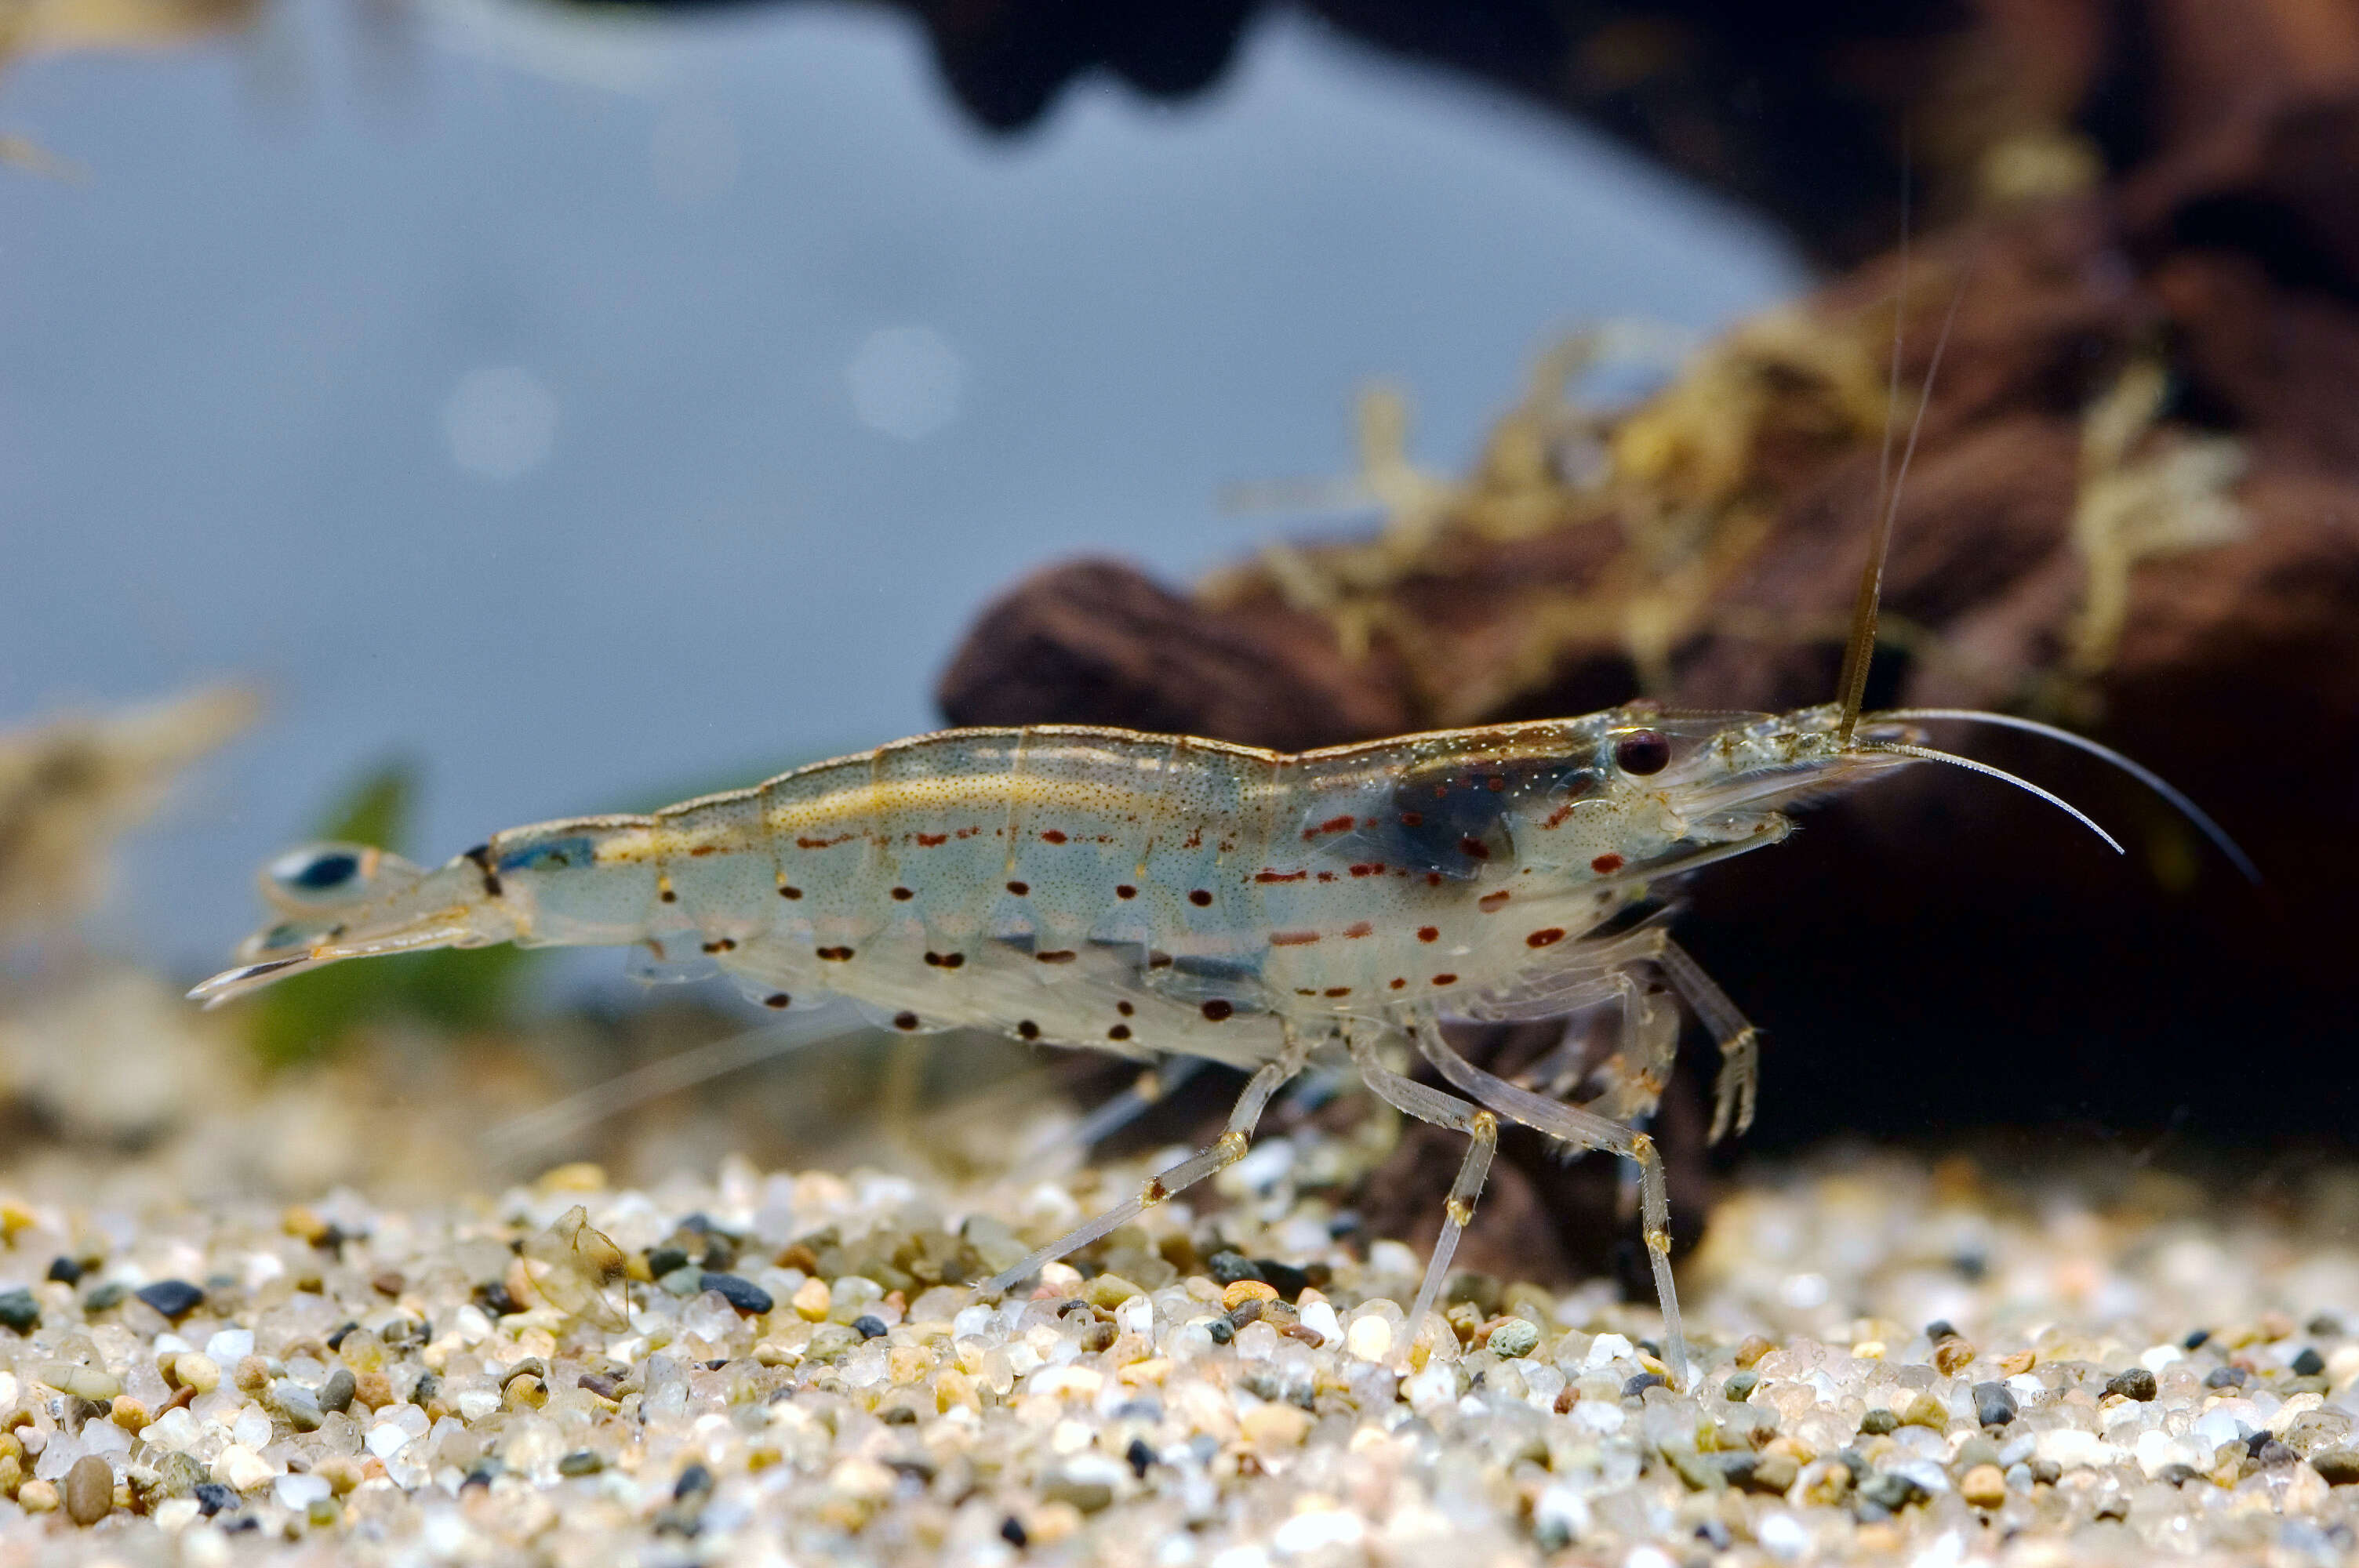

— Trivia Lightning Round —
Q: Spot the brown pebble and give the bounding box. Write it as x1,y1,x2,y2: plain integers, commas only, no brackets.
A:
234,1356,270,1396
1734,1334,1774,1369
371,1271,405,1297
1996,1349,2036,1377
108,1398,147,1432
1960,1463,2007,1508
1279,1323,1326,1348
1221,1279,1278,1311
63,1454,110,1525
1933,1338,1977,1375
353,1370,393,1409
774,1243,820,1274
280,1204,329,1243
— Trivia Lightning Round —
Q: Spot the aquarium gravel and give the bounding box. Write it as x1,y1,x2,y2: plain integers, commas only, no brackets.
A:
0,1142,2353,1567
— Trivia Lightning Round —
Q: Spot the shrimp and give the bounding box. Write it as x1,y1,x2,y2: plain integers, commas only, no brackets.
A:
189,686,2171,1385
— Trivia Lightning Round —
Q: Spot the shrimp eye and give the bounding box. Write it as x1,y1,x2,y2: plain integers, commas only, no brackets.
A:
1614,729,1671,775
281,850,358,890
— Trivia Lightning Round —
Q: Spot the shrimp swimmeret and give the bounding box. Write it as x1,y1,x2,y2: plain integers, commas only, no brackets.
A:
192,696,2185,1385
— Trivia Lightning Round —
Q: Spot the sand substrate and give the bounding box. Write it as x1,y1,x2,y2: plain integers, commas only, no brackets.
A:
0,1136,2354,1566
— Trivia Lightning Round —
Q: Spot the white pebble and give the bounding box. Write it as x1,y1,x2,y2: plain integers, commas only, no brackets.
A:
1756,1512,1809,1561
1298,1301,1342,1345
273,1472,330,1510
2034,1428,2116,1470
1344,1316,1392,1362
1584,1333,1634,1370
204,1330,253,1363
365,1423,415,1460
1270,1509,1364,1554
212,1443,275,1493
457,1390,501,1421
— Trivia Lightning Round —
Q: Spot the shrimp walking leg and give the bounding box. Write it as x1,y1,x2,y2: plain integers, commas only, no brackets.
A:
1411,1013,1689,1389
1347,1029,1497,1353
987,1053,1299,1294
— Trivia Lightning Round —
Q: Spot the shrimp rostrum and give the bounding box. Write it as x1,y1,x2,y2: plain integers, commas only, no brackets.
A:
194,699,2150,1383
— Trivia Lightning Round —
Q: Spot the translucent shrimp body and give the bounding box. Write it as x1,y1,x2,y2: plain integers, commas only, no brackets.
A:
196,702,1931,1382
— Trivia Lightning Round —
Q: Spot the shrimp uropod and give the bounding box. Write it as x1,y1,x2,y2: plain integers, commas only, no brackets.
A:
195,685,2187,1386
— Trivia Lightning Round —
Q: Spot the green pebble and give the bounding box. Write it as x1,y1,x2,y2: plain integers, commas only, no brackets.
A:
1487,1318,1541,1358
0,1289,38,1334
1724,1370,1761,1402
558,1450,604,1476
658,1266,705,1298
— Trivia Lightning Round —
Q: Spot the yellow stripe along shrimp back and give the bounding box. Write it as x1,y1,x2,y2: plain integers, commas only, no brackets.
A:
194,699,2155,1385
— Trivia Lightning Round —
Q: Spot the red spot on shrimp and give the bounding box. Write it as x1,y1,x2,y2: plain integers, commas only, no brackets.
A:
1107,1025,1131,1042
1389,978,1407,989
1189,889,1213,907
1006,880,1029,895
1040,829,1067,844
795,834,852,850
1115,884,1137,899
1343,921,1373,938
1478,890,1511,912
924,950,966,968
893,1011,921,1031
763,993,791,1008
1432,973,1458,986
1017,1020,1040,1040
1591,853,1625,874
914,833,947,848
1348,863,1384,877
1543,803,1577,828
1417,927,1439,943
1323,987,1350,998
1426,872,1444,886
1459,837,1492,860
1117,1000,1133,1015
1316,871,1336,882
1255,869,1307,884
659,889,678,903
1200,1000,1233,1022
688,845,717,858
1528,927,1566,948
1302,814,1356,840
1270,930,1320,946
890,886,914,901
700,938,736,953
1399,811,1423,827
777,884,803,899
1036,950,1078,964
816,946,854,961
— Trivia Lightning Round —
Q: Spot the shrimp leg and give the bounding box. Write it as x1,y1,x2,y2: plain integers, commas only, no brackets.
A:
1346,1029,1496,1356
987,1048,1301,1294
1410,1011,1689,1391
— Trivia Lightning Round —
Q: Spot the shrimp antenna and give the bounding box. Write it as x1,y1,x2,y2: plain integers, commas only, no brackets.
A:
1837,165,1975,746
1874,708,2261,883
1856,741,2123,855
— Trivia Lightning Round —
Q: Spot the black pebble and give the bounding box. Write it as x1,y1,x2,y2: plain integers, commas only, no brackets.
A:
473,1281,520,1318
326,1321,358,1350
1253,1259,1310,1301
1125,1437,1156,1477
2183,1329,2212,1351
0,1289,39,1334
2104,1367,2158,1401
135,1279,205,1320
1622,1371,1667,1398
1207,1319,1234,1345
462,1467,497,1489
2250,1436,2298,1468
1001,1515,1028,1548
1205,1251,1263,1287
2158,1462,2201,1487
45,1257,82,1286
192,1482,237,1517
647,1247,691,1279
2204,1366,2248,1389
1973,1381,2019,1428
852,1314,889,1340
674,1463,714,1502
1694,1519,1732,1550
319,1367,357,1414
699,1273,776,1316
1925,1319,1957,1342
2292,1347,2326,1377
